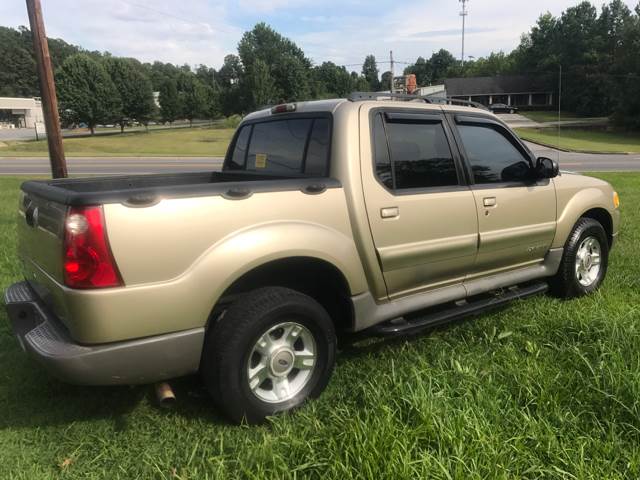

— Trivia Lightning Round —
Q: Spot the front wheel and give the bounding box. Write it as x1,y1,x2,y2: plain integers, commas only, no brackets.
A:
550,218,609,298
201,287,336,424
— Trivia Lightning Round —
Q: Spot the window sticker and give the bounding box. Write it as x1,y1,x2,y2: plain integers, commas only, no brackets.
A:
255,153,267,168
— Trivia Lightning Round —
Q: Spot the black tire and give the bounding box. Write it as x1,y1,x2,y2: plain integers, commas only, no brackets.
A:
201,287,336,424
550,217,609,298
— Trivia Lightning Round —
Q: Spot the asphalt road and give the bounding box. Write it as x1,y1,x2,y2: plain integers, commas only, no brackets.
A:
0,156,224,175
0,144,638,175
524,142,640,172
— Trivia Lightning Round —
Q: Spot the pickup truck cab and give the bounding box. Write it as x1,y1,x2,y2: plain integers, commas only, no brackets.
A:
5,95,620,423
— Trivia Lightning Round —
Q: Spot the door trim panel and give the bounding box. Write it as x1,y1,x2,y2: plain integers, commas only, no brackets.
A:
377,234,478,271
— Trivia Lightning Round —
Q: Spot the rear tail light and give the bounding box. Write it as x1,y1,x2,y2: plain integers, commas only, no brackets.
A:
63,206,123,289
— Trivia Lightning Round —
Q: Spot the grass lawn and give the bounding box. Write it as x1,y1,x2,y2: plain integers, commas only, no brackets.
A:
520,111,585,123
0,174,639,478
0,126,234,157
516,127,640,153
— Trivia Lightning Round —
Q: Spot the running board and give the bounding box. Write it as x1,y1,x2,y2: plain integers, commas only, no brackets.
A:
371,282,548,336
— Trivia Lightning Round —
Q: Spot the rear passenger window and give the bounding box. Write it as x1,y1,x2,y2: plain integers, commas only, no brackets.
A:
372,113,393,189
457,125,532,183
226,117,331,177
229,125,251,169
304,119,330,176
371,112,458,191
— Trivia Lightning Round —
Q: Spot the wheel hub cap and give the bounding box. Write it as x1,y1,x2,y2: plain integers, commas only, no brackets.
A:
575,236,602,287
246,321,317,403
270,348,294,376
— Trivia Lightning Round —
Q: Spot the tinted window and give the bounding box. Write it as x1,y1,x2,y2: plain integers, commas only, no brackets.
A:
386,121,458,189
372,113,393,189
305,118,330,176
458,125,531,183
229,125,251,169
226,117,331,176
247,119,312,173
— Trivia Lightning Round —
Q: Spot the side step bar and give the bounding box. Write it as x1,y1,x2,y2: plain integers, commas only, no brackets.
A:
371,282,548,336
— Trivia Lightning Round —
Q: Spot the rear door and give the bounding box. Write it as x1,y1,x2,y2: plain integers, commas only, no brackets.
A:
360,107,479,298
450,114,556,276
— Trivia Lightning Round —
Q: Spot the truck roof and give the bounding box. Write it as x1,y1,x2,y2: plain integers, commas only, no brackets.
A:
242,97,495,122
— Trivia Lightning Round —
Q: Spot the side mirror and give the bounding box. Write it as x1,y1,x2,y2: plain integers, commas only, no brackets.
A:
535,157,560,179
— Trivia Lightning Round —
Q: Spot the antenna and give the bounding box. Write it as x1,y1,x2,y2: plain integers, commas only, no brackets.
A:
459,0,469,68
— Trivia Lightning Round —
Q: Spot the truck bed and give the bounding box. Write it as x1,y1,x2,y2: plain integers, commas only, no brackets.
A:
21,171,339,206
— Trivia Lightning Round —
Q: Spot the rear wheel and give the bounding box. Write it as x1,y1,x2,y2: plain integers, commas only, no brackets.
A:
550,218,609,298
201,287,336,424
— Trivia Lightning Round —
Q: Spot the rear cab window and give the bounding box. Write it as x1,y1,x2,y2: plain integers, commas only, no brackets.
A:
225,115,331,177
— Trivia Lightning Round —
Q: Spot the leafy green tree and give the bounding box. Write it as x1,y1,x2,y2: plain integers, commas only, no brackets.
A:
403,56,431,86
429,49,458,84
216,54,244,116
159,78,180,124
103,57,155,132
0,27,37,97
313,62,354,97
177,72,206,126
249,59,277,108
362,55,380,90
380,71,393,91
56,54,121,135
238,23,312,104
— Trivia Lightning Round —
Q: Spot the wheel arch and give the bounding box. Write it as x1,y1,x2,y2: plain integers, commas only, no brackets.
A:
580,207,613,246
212,256,356,332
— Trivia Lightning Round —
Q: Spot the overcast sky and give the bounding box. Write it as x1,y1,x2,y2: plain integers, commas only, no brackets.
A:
2,0,638,71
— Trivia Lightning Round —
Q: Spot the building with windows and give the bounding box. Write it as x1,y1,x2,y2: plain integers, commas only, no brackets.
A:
444,75,554,107
0,97,44,129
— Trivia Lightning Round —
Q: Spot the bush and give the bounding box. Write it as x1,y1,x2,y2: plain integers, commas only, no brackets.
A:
223,114,243,129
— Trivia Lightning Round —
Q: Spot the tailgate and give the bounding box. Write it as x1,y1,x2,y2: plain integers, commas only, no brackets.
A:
18,190,67,284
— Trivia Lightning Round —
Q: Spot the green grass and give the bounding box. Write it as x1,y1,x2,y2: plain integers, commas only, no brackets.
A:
516,127,640,153
0,174,639,478
520,111,585,123
0,126,235,157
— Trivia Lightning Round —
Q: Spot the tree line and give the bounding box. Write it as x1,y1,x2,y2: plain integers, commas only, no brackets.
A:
0,0,638,131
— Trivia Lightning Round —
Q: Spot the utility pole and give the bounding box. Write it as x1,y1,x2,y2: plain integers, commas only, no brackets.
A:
459,0,469,68
26,0,67,178
389,50,394,92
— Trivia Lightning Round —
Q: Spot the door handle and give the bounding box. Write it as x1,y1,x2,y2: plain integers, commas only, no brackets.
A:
380,207,399,219
483,197,497,207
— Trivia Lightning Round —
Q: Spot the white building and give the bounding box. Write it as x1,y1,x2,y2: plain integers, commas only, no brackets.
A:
0,97,45,129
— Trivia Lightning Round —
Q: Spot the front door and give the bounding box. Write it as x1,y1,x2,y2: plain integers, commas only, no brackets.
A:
451,115,557,277
361,107,479,298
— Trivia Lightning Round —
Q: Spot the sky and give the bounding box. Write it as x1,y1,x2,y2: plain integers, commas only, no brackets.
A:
2,0,638,71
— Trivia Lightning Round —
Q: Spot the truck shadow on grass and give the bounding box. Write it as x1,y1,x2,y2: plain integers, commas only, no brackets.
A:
0,310,493,429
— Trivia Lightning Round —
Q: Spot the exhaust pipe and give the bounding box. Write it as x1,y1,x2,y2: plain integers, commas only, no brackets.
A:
155,382,176,408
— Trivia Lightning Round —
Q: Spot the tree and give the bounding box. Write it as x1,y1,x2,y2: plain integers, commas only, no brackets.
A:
0,27,37,97
249,59,277,108
403,56,431,86
56,54,121,135
362,55,380,90
177,72,207,126
429,49,458,84
103,57,155,132
313,62,354,97
238,23,312,104
380,71,393,91
216,54,244,116
159,78,180,124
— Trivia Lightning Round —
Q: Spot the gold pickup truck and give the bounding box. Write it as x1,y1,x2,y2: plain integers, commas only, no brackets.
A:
4,95,620,423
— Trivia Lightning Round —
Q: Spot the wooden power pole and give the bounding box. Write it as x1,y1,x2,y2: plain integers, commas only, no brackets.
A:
26,0,67,178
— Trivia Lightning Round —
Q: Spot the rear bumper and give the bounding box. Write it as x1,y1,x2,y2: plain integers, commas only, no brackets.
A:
4,281,204,386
